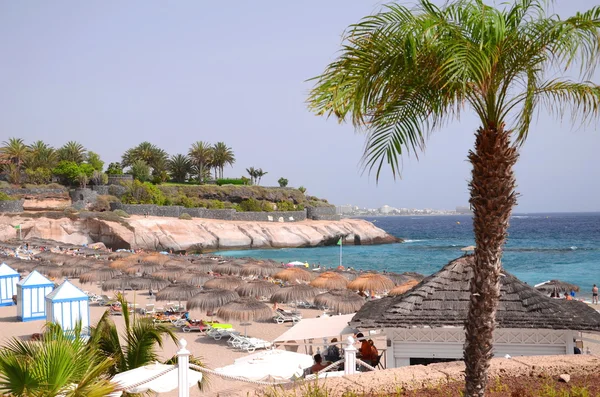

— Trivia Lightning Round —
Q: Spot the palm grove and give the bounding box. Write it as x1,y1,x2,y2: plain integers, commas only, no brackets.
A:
308,1,600,396
0,139,282,187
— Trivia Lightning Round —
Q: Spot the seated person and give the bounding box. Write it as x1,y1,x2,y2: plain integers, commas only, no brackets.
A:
356,333,371,359
310,354,328,374
368,339,379,366
324,338,341,362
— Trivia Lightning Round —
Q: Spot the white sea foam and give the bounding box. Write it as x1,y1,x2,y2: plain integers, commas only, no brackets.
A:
403,239,425,243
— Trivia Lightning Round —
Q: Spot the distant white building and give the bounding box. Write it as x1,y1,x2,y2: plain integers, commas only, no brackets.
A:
380,205,393,214
336,204,354,215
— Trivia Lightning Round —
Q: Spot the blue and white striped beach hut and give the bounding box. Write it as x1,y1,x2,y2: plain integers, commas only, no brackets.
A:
17,270,54,321
45,280,89,332
0,263,19,306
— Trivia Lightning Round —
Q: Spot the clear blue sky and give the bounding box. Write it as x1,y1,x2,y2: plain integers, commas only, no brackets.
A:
1,1,598,213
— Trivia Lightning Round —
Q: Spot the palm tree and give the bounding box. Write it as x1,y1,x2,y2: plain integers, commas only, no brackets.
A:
308,1,600,395
26,140,57,170
89,294,178,376
246,167,257,184
57,141,86,164
169,154,192,183
122,142,168,177
255,168,267,185
0,138,29,169
188,141,213,183
0,322,116,396
212,142,235,179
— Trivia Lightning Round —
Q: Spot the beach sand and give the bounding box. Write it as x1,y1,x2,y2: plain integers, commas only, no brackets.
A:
1,277,598,397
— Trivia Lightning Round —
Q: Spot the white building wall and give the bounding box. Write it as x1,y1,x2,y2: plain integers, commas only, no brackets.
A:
47,299,89,331
17,285,53,320
387,328,572,367
0,276,18,304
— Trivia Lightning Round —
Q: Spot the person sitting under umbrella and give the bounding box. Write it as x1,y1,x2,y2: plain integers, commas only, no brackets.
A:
310,354,327,374
324,338,341,362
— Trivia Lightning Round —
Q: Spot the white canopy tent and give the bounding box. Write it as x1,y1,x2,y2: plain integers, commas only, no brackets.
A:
109,362,202,396
215,350,313,382
274,314,357,343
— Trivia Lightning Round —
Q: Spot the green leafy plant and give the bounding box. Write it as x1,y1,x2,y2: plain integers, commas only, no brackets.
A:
216,178,248,186
25,167,52,184
0,192,14,201
179,212,193,220
130,159,151,182
113,209,130,218
106,162,123,175
298,186,307,194
278,177,288,187
121,180,165,205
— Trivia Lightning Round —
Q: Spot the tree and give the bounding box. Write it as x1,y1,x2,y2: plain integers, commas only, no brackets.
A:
298,186,306,194
121,180,165,204
77,173,89,188
0,138,29,180
130,160,151,182
57,141,86,164
211,142,235,179
86,151,104,172
121,142,169,177
106,162,123,175
255,168,267,185
307,2,600,395
168,154,192,183
188,141,213,183
278,177,288,187
246,167,257,185
91,170,108,186
53,161,94,186
0,321,117,396
89,294,178,376
26,140,57,170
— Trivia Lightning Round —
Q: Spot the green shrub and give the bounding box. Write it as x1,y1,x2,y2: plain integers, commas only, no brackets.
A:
206,199,225,209
298,186,307,194
106,162,123,175
121,180,166,205
113,209,130,218
278,177,288,187
276,200,295,211
0,181,10,188
216,178,248,186
25,167,53,184
0,192,14,201
179,213,193,220
238,198,274,212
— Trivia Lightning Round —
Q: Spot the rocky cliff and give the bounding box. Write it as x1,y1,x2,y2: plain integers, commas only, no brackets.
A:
0,214,400,252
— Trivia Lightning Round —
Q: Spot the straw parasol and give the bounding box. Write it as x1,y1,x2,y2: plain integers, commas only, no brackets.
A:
140,252,172,265
333,270,358,281
155,283,200,308
388,279,420,296
151,269,184,282
101,275,170,292
124,262,164,275
535,280,580,294
273,268,313,283
314,290,365,314
270,284,319,304
79,268,120,284
216,297,273,322
186,288,240,312
385,272,425,286
235,281,279,298
347,273,395,293
213,262,242,276
239,263,278,277
203,276,244,290
177,272,213,287
310,272,348,290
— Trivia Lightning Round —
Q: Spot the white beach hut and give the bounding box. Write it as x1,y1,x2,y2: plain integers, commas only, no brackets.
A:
16,270,54,321
45,279,90,332
0,263,20,306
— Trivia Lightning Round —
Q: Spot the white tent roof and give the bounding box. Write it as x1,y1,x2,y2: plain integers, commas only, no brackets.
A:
215,350,313,382
46,280,87,301
274,314,357,342
0,263,19,277
18,270,52,286
109,363,202,396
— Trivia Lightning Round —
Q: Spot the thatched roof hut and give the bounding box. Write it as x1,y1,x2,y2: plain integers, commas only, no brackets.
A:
235,281,279,298
187,288,239,311
352,256,600,331
270,284,319,304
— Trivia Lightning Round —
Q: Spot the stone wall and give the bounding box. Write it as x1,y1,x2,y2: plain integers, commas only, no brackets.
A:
107,175,133,185
0,188,68,196
109,202,305,222
0,199,25,213
306,206,339,220
91,185,109,195
70,188,99,210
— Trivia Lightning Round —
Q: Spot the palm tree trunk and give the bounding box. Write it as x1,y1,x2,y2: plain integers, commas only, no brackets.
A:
464,125,518,397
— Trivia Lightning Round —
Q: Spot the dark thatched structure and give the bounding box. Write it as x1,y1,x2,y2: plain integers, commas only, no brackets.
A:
270,284,320,304
216,298,273,322
187,288,239,311
535,280,580,294
203,276,244,290
235,281,279,298
314,290,365,314
155,283,200,302
352,256,600,332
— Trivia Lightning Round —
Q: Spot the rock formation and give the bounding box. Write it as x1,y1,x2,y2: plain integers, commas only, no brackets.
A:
0,214,400,252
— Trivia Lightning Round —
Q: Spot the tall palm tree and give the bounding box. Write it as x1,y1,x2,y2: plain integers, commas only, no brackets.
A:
308,1,600,395
188,141,213,183
0,322,116,397
212,142,235,179
0,138,29,169
169,154,192,183
255,168,267,185
58,141,86,164
121,142,168,177
26,140,57,170
89,294,178,376
246,167,257,185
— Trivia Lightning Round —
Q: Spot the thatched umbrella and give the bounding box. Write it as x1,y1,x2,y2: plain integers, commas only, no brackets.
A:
535,280,580,295
124,262,163,275
310,272,348,290
270,284,319,304
140,252,172,265
217,297,273,335
108,251,132,260
385,272,425,286
187,288,240,312
347,273,395,293
80,268,120,284
101,275,170,292
333,270,358,281
314,290,365,314
177,272,213,287
239,263,278,277
203,276,244,290
155,283,200,309
151,269,184,282
235,281,279,298
273,268,313,283
213,262,242,276
109,257,140,270
388,279,420,296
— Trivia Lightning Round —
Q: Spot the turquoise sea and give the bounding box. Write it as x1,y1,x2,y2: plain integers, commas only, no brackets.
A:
217,213,600,298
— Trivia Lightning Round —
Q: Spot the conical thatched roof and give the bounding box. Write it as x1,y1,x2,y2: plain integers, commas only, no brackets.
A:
388,279,420,296
235,281,279,298
203,276,244,290
101,275,170,291
187,288,239,311
535,280,580,294
352,256,600,331
155,283,200,301
213,262,242,276
314,290,365,314
216,298,273,322
385,272,425,286
270,284,319,303
347,273,395,293
273,268,313,283
79,268,120,284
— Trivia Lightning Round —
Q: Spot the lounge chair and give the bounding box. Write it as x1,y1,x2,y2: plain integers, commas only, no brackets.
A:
273,309,302,324
97,295,116,306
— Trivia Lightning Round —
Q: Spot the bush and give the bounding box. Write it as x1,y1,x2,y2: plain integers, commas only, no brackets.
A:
130,160,151,182
298,186,307,194
276,200,297,211
179,213,193,220
238,198,273,212
53,161,94,185
216,178,249,186
25,167,53,184
0,192,14,201
106,162,123,175
278,178,288,187
113,209,130,218
121,180,166,205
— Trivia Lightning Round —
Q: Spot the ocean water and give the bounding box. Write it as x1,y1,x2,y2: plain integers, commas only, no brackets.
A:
217,213,600,297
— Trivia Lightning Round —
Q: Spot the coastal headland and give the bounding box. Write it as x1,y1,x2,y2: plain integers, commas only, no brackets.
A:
0,213,401,252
